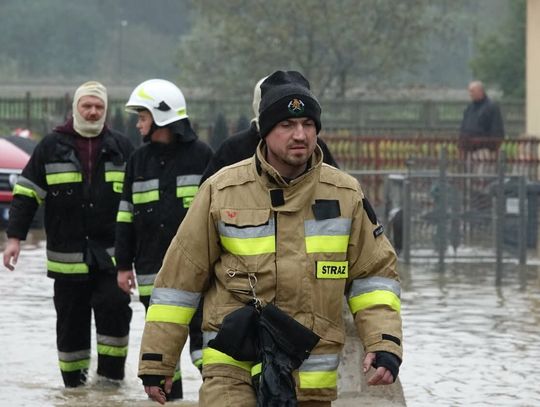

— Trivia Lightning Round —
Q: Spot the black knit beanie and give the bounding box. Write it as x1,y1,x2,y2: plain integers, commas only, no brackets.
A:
258,70,321,138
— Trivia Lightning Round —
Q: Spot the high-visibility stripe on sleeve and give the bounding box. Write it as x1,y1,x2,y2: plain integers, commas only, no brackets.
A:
304,218,351,253
348,276,401,314
14,176,47,201
297,353,340,389
150,287,201,307
146,304,197,325
117,200,134,222
138,284,153,297
13,184,43,204
218,218,275,255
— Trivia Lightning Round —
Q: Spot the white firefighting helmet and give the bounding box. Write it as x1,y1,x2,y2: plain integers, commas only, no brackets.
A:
125,79,188,126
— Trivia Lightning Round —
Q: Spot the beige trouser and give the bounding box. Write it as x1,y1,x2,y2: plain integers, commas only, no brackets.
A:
199,376,331,407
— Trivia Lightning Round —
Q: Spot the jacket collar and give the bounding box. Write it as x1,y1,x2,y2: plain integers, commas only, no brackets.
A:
254,141,323,211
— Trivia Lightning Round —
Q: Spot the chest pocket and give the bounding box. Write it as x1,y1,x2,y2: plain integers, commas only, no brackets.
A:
104,162,125,194
218,209,275,257
176,174,201,208
45,162,82,207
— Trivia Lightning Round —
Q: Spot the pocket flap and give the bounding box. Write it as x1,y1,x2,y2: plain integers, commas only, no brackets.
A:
220,209,271,227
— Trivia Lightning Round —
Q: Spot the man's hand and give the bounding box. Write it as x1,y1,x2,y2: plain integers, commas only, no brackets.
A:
363,352,395,385
117,269,136,294
144,377,173,405
3,238,21,271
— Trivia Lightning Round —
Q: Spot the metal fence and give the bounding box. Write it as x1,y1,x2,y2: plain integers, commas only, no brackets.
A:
350,151,535,265
0,93,526,138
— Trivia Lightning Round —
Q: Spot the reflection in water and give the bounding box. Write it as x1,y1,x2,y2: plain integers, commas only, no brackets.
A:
1,236,539,406
399,261,540,407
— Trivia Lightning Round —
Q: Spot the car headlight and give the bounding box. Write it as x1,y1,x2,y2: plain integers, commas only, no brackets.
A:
9,173,19,189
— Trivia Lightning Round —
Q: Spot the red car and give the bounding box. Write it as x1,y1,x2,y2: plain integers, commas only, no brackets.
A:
0,136,38,228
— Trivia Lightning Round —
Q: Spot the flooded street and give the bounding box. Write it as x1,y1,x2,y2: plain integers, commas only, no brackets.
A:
1,234,540,406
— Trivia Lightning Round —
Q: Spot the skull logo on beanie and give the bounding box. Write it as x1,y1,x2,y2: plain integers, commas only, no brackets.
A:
258,71,321,138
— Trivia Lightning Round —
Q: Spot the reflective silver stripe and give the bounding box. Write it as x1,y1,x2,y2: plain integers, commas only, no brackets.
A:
218,217,275,238
191,349,203,363
304,218,352,236
105,162,126,171
202,330,218,348
106,247,115,257
299,354,340,372
47,250,84,263
16,176,47,199
118,200,133,212
58,349,90,361
97,334,129,347
137,273,157,285
150,287,201,308
133,179,159,192
45,163,78,173
177,174,202,186
348,277,401,299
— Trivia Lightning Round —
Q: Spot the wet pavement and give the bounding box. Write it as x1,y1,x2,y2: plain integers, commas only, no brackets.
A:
1,232,539,406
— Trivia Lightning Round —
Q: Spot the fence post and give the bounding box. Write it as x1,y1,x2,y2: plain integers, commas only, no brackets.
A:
518,175,527,265
402,178,411,264
495,152,506,266
437,148,448,265
25,91,31,129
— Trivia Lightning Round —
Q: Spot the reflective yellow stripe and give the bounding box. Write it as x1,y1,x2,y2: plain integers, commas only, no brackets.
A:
251,363,262,376
146,304,195,325
132,190,159,204
183,196,194,208
299,370,338,389
220,236,275,255
59,358,90,372
46,172,82,185
305,235,349,253
13,184,42,204
97,344,128,357
105,171,125,182
193,358,203,368
173,370,182,382
47,260,89,274
111,256,116,266
113,182,123,193
176,185,198,198
138,284,153,297
116,211,133,223
202,347,253,372
348,290,401,314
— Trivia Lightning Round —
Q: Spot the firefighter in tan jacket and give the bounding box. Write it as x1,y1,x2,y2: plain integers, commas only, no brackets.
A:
138,71,403,406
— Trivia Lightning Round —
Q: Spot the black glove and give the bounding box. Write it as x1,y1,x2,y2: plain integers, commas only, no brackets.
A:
139,374,164,387
372,351,401,382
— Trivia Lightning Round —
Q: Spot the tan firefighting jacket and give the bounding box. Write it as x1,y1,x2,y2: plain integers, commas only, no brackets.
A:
138,142,402,401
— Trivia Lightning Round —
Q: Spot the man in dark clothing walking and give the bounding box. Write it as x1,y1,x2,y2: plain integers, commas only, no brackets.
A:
459,80,505,155
3,81,134,387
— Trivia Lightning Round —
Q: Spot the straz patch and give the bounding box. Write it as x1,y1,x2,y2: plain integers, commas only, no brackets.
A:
316,261,349,279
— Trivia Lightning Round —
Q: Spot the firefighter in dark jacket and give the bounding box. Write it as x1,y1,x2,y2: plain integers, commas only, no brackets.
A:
115,79,213,400
3,81,134,387
200,76,338,185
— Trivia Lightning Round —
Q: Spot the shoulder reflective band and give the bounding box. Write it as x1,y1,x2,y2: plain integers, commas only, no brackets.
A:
218,218,275,256
58,349,91,372
132,179,159,204
202,347,254,372
13,176,47,203
348,277,401,314
45,163,82,185
298,354,340,389
304,218,351,253
105,162,126,182
46,250,88,275
316,261,348,279
117,200,133,223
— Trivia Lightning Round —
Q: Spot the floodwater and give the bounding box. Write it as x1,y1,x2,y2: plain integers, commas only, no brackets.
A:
1,233,539,407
